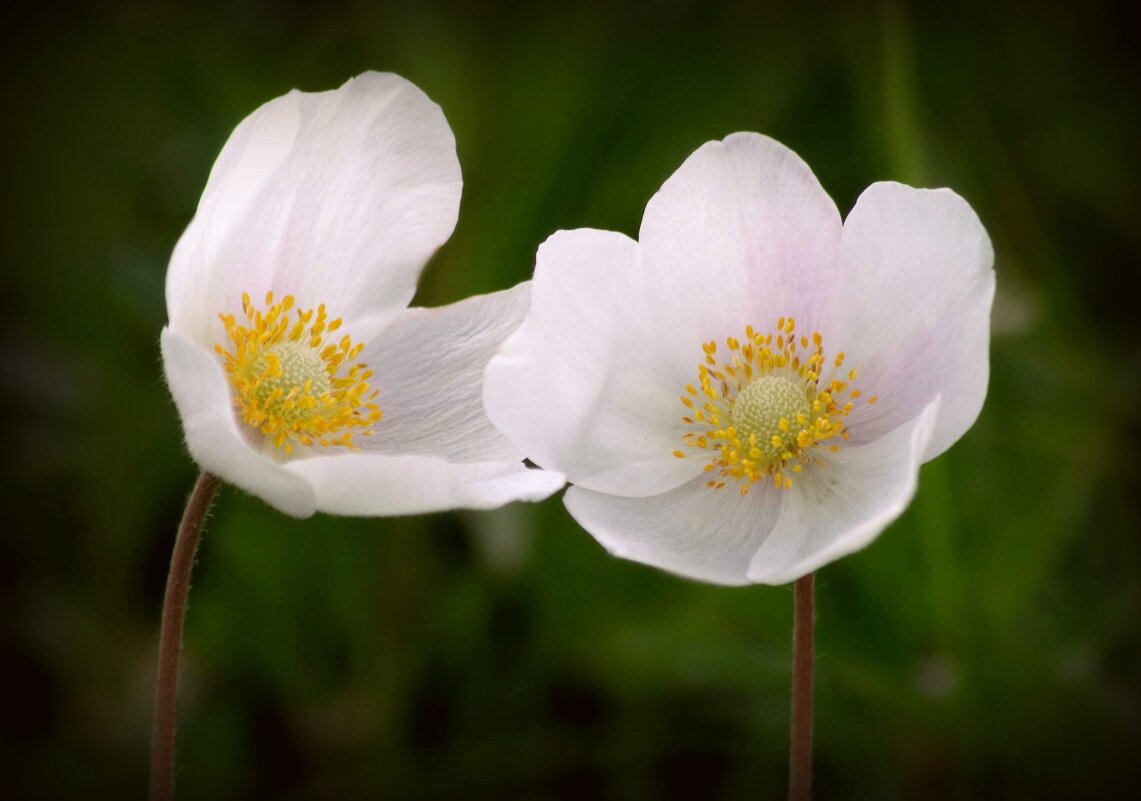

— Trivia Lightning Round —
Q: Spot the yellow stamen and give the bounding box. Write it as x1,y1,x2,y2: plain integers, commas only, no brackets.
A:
216,293,381,454
675,317,868,493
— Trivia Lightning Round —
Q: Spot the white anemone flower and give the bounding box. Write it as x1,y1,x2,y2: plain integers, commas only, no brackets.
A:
161,72,564,518
484,133,994,585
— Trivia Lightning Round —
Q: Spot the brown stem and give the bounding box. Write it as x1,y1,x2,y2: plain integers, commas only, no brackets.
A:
788,571,816,801
150,472,221,801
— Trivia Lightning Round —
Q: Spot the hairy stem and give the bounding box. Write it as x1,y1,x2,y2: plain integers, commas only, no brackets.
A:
789,571,816,801
150,472,221,801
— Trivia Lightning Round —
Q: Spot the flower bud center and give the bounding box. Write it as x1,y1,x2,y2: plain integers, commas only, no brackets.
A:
253,342,333,408
730,376,811,461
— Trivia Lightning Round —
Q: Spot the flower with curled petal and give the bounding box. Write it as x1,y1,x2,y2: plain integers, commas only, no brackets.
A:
161,72,564,517
484,132,993,584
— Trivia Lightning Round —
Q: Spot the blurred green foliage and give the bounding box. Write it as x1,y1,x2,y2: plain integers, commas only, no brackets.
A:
2,1,1138,799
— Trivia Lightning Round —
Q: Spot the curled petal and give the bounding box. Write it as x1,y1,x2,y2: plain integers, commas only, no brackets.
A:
564,398,940,586
745,397,942,584
161,328,317,518
564,475,784,585
166,71,462,349
484,229,699,498
829,183,994,460
285,454,565,517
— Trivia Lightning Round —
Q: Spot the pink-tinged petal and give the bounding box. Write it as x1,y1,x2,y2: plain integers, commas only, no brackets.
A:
166,71,462,351
284,453,565,516
484,229,701,498
362,283,534,463
746,397,941,584
828,183,994,460
638,132,843,358
486,136,844,500
160,328,317,518
563,476,785,586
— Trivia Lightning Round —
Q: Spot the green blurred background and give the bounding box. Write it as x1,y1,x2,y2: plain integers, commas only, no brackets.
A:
2,1,1139,798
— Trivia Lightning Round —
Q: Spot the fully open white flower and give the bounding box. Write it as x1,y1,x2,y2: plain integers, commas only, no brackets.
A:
484,133,994,585
162,72,564,518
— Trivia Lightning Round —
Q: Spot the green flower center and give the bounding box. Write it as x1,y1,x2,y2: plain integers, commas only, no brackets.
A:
252,342,332,409
730,376,811,461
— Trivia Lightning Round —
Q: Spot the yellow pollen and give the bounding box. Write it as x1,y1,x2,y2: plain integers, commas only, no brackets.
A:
215,292,382,455
676,316,867,493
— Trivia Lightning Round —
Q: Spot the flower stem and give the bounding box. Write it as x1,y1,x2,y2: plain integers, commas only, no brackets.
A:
150,471,221,801
788,571,816,801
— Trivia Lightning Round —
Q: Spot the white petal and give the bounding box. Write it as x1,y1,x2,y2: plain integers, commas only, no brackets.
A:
746,397,941,584
638,132,843,353
361,283,533,462
564,398,940,586
483,229,700,498
563,474,784,586
284,453,565,516
487,134,844,500
828,183,994,460
166,71,462,350
160,328,317,518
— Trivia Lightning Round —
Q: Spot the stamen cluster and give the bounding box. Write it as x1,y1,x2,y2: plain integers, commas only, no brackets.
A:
215,292,381,455
674,316,877,494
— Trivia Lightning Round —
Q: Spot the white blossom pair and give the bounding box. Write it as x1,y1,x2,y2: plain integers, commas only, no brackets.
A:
163,74,993,585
